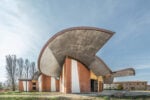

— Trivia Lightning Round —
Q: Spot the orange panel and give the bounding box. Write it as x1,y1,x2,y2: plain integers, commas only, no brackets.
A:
78,61,90,92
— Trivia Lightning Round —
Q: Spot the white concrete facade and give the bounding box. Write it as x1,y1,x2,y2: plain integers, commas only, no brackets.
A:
23,81,29,92
71,59,80,93
51,77,56,91
38,75,42,92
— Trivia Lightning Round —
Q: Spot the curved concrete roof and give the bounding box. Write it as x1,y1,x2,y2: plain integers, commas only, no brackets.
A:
38,27,114,77
112,68,135,77
89,56,112,76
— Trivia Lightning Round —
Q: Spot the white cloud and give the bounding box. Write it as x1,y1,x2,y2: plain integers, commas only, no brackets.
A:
0,0,43,82
134,65,150,70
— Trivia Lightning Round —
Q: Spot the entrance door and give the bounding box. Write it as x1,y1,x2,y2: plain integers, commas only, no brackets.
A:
91,79,98,92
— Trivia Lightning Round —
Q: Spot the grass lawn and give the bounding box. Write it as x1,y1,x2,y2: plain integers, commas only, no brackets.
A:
0,91,150,100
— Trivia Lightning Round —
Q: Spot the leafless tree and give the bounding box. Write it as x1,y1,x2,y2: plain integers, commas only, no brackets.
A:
24,59,30,92
29,62,36,78
5,55,17,91
17,58,24,79
24,59,30,79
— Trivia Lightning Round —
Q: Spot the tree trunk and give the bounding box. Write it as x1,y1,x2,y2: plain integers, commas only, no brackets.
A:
12,79,15,91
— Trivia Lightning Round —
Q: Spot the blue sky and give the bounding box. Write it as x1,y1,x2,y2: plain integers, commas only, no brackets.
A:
0,0,150,84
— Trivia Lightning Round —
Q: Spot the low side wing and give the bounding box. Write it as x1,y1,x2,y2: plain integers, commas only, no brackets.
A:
112,68,135,77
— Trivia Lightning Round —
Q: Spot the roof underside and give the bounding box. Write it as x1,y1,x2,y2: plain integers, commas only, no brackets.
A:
38,27,114,77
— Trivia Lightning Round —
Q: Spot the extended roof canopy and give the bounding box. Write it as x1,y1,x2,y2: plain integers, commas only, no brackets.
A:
38,27,114,77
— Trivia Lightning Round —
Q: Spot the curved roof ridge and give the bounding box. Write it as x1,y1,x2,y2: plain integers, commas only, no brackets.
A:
38,26,114,77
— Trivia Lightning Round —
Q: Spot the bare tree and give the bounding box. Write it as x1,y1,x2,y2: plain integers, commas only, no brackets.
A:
17,58,24,79
24,59,30,79
6,55,17,91
24,59,30,92
29,62,36,78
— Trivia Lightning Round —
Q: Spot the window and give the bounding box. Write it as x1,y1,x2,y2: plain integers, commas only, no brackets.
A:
32,82,36,85
32,87,36,90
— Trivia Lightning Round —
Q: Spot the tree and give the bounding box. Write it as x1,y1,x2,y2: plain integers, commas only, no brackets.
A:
29,62,36,78
17,58,24,79
0,82,3,89
6,55,17,91
117,84,123,90
24,59,30,79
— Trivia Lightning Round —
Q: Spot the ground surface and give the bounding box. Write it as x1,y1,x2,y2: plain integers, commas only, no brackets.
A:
0,91,150,100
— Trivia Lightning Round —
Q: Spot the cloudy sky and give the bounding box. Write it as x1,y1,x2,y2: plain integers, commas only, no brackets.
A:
0,0,150,83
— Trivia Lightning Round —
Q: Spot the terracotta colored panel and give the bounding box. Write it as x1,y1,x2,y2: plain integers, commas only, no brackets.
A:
55,79,59,91
28,81,32,91
64,57,71,93
78,61,90,92
42,74,51,92
19,81,23,92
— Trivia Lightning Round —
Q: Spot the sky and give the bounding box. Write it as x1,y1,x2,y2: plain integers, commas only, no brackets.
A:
0,0,150,84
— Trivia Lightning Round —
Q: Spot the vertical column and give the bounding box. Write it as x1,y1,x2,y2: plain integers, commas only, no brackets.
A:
55,79,59,92
51,77,56,91
65,57,71,93
23,81,26,91
61,64,65,92
27,81,29,92
38,75,42,92
71,59,80,93
59,72,62,92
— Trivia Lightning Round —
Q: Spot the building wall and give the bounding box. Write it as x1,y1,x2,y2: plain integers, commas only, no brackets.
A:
103,84,120,90
147,85,150,90
19,76,59,92
60,57,90,93
39,74,59,92
19,81,24,92
19,57,104,93
19,80,33,92
114,81,147,90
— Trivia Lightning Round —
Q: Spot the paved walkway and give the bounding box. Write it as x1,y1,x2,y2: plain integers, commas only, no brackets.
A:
99,90,150,97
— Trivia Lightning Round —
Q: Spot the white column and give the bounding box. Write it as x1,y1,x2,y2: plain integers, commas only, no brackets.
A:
23,81,29,92
51,77,56,91
38,75,42,92
71,59,80,93
23,81,26,91
60,65,65,92
27,81,29,92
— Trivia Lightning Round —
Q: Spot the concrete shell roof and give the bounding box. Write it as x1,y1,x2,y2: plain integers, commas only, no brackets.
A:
38,26,114,77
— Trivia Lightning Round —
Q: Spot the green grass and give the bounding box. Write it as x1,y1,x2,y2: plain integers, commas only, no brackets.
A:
0,97,58,100
0,91,150,100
